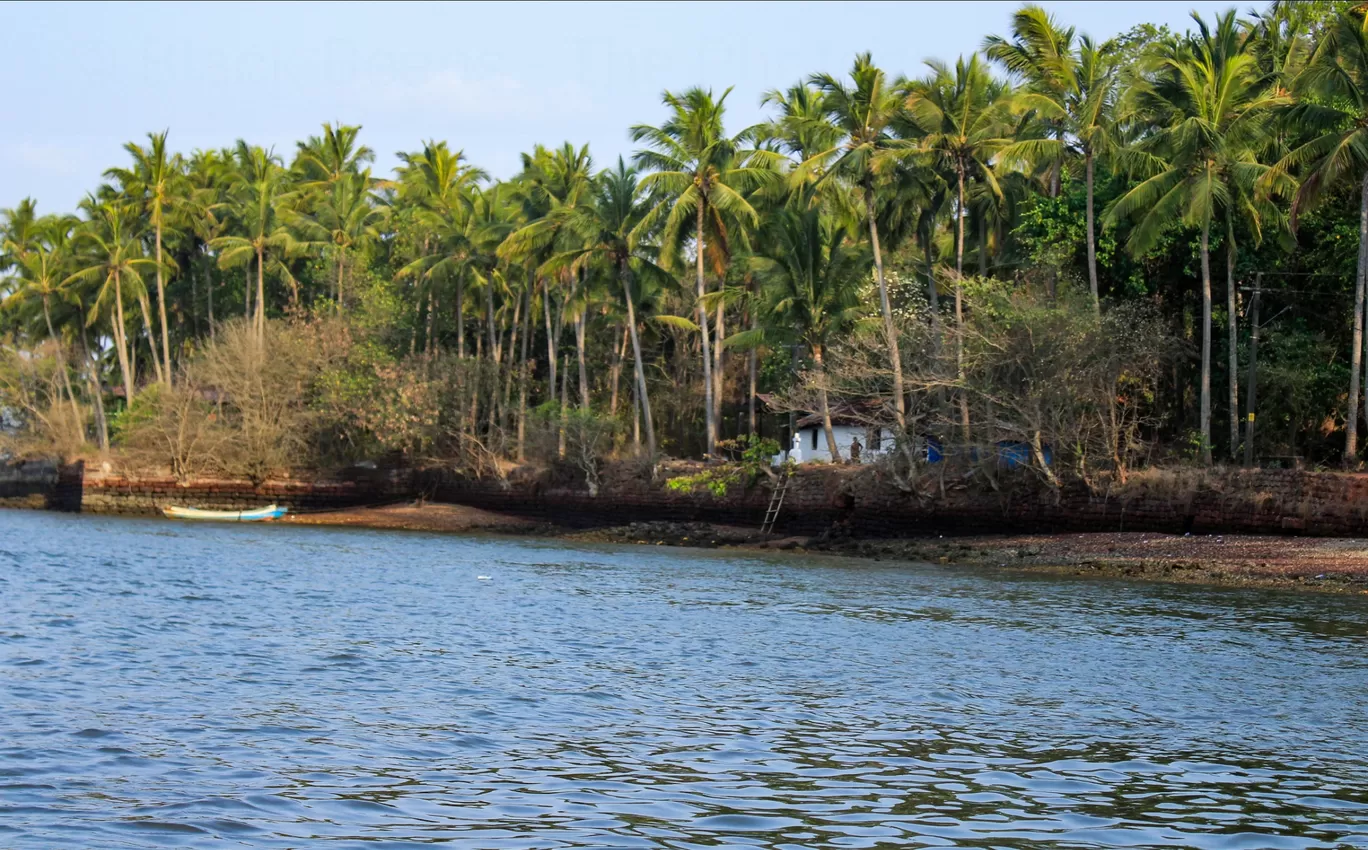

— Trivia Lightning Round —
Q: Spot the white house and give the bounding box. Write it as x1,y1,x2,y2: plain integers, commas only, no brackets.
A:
774,412,896,465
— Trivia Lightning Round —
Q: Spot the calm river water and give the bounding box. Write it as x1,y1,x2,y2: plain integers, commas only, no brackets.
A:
2,511,1368,848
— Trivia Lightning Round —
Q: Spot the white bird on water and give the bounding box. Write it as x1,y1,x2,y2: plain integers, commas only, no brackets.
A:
477,575,491,581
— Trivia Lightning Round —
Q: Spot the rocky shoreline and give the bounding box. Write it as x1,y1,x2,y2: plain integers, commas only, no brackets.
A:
283,502,1368,594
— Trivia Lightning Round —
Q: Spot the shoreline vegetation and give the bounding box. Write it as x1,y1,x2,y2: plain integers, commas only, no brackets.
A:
13,5,1368,558
278,502,1368,594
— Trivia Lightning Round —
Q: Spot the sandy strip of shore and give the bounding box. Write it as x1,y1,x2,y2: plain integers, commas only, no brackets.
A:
284,502,1368,594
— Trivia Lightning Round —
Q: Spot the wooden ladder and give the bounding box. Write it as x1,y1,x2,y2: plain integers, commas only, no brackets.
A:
760,468,791,536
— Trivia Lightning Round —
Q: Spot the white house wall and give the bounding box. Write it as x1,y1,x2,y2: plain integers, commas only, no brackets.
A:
775,426,895,465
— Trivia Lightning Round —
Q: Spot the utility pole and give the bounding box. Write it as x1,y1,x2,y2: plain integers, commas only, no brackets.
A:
1243,272,1262,468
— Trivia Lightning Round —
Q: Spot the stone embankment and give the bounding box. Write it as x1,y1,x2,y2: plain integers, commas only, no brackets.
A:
7,458,1368,541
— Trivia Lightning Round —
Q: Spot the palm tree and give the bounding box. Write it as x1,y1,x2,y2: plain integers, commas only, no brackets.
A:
294,123,375,188
1269,8,1368,461
904,53,1018,440
293,169,385,309
65,201,157,405
754,206,867,460
1,198,42,287
501,143,595,400
1107,11,1285,465
182,149,230,337
396,141,488,356
986,7,1121,312
5,216,83,431
631,87,782,454
210,142,301,341
105,131,184,385
537,158,666,455
808,54,915,431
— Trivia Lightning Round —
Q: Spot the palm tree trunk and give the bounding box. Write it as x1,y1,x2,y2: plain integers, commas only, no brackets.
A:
1348,170,1368,464
112,270,135,405
1226,216,1239,461
955,164,970,443
558,353,568,458
621,258,656,456
864,184,906,431
696,199,716,455
1085,149,1100,315
713,299,725,440
78,305,109,451
1199,216,1213,466
42,295,83,438
609,324,626,416
543,278,557,400
517,285,532,462
206,253,215,341
154,223,171,384
255,245,266,342
814,344,840,461
336,251,346,312
138,290,165,385
502,289,523,420
747,298,758,435
924,225,940,338
575,310,590,410
456,277,466,358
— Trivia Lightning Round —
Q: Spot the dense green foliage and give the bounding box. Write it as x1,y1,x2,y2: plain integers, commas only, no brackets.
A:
6,2,1368,482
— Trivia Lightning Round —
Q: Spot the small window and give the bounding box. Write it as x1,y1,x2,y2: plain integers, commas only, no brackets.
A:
868,428,881,451
811,428,818,450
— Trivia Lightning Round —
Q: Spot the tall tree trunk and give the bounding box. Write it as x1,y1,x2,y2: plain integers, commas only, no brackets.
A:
42,295,83,438
425,289,436,359
865,184,906,431
502,289,523,418
1226,216,1239,461
112,270,135,405
621,258,656,456
154,223,171,384
1199,216,1213,466
255,245,266,343
78,305,108,451
543,278,557,400
336,251,346,312
955,164,970,442
609,323,626,416
1085,149,1100,314
713,299,725,440
814,343,840,461
558,353,568,458
517,284,532,462
1348,169,1368,464
190,261,200,340
455,277,465,358
924,224,940,339
138,290,165,386
696,199,716,454
575,310,590,410
206,253,215,341
747,298,758,435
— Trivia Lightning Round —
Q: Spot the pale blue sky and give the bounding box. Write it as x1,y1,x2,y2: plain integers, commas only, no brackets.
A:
4,1,1236,212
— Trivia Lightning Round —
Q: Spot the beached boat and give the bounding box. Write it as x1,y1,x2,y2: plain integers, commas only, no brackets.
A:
162,504,288,522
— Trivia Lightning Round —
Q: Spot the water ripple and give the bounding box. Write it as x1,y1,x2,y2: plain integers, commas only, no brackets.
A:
0,511,1366,847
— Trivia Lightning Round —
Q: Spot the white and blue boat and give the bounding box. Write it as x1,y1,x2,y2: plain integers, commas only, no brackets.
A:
162,504,288,522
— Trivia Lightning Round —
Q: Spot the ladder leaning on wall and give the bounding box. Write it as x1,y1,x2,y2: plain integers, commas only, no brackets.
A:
760,467,792,536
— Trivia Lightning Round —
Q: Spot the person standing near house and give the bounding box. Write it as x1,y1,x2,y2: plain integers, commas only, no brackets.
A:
849,436,862,463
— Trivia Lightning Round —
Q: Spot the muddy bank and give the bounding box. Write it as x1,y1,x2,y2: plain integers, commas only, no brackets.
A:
285,502,1368,594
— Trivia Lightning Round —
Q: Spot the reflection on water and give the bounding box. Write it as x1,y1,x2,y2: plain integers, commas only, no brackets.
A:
2,511,1367,848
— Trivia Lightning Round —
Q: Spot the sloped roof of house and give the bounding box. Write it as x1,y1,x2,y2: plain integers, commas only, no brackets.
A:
758,393,892,429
